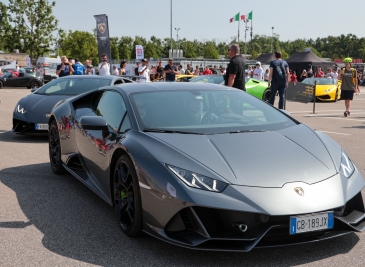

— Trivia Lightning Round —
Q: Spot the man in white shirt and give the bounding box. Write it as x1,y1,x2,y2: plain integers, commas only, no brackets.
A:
98,54,110,76
332,68,338,80
178,65,185,74
138,59,150,83
253,61,263,80
112,66,119,75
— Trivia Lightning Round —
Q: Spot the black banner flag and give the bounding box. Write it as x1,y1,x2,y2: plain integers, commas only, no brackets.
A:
94,14,112,74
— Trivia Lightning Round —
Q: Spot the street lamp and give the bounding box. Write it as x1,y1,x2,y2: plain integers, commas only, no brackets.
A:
170,0,172,58
175,27,180,58
271,27,274,53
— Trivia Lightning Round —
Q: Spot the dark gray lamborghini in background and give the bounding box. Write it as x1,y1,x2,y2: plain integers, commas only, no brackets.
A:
48,82,365,252
12,75,134,134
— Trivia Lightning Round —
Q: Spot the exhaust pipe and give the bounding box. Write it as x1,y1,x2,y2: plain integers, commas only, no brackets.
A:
233,223,248,233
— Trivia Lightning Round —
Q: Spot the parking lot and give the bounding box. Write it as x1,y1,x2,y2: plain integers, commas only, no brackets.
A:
1,87,365,267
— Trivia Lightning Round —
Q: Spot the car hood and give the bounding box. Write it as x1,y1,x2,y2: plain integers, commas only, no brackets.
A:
19,93,70,114
147,124,337,188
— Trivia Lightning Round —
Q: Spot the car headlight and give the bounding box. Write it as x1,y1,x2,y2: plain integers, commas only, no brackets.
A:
15,104,26,114
167,165,228,192
339,151,355,178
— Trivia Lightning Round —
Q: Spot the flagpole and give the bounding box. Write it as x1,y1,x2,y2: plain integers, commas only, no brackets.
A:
238,17,240,45
250,11,253,55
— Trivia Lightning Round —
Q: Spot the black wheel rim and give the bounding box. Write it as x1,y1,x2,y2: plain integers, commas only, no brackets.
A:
264,90,271,102
49,125,60,169
32,82,39,88
114,160,135,231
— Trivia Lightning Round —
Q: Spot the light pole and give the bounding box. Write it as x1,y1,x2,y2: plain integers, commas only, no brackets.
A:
271,27,274,53
170,0,172,58
175,27,180,58
244,20,249,58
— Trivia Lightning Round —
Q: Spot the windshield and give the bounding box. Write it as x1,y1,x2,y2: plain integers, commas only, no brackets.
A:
35,77,112,95
189,75,224,84
302,78,336,85
130,90,297,134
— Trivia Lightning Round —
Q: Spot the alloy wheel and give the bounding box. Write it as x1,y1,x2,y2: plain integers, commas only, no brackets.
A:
114,160,135,231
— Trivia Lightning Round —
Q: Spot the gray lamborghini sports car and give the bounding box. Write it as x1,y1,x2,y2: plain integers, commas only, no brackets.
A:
48,82,365,252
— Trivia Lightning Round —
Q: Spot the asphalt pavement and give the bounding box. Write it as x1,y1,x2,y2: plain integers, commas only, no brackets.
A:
1,87,365,267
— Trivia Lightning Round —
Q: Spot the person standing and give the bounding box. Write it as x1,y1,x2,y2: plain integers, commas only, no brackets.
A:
112,66,119,75
268,51,290,109
314,67,324,78
85,65,95,75
253,61,263,80
264,69,270,81
119,60,127,75
134,62,140,76
332,68,338,81
156,61,164,79
35,63,46,77
224,44,246,91
203,66,212,75
138,59,150,83
212,65,218,74
163,58,179,82
56,56,74,77
98,54,111,76
307,68,314,78
83,60,91,74
178,65,185,74
193,66,200,76
73,58,84,75
291,71,297,86
339,58,358,117
185,64,193,75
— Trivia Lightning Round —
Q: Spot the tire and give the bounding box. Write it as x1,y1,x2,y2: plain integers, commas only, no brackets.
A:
0,81,3,89
49,120,66,174
113,155,143,237
263,89,271,102
30,81,40,88
334,88,339,102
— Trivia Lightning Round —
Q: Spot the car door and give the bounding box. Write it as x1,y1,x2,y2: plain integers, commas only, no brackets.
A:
77,90,129,194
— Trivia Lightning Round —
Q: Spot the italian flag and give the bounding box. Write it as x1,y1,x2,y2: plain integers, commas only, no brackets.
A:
229,13,240,23
240,11,253,21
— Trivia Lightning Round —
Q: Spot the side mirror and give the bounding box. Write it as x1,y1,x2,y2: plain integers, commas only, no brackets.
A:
80,116,108,131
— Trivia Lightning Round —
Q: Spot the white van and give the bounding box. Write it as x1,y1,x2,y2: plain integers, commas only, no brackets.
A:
36,57,61,83
0,60,16,70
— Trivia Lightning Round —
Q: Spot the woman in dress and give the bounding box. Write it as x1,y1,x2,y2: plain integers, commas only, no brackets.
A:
119,60,127,75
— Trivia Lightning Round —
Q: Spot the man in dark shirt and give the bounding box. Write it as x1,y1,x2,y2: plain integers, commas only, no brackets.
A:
224,44,246,91
56,56,74,77
134,62,140,76
156,61,164,78
163,58,179,82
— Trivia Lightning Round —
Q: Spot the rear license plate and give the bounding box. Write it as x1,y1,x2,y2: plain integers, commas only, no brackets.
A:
35,123,48,130
289,212,334,235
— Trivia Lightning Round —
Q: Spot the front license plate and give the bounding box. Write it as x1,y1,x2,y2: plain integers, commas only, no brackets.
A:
289,212,334,235
35,123,48,130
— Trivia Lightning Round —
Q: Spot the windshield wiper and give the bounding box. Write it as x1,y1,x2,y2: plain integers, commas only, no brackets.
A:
143,128,208,135
229,130,266,134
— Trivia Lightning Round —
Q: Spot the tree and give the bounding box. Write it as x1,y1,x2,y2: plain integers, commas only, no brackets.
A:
203,43,219,59
144,42,158,59
7,0,60,60
110,37,120,60
118,36,133,60
58,30,98,64
0,3,12,51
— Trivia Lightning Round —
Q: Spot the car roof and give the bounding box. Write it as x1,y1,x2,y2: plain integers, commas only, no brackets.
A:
57,75,118,80
105,82,241,94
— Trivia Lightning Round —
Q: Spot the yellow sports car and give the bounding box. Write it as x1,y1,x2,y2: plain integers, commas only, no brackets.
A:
302,78,341,102
176,74,197,82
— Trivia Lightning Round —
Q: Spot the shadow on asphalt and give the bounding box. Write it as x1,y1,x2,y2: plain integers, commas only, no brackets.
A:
0,163,360,267
0,130,48,143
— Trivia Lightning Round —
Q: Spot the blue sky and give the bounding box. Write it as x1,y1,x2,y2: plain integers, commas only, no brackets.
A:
3,0,365,42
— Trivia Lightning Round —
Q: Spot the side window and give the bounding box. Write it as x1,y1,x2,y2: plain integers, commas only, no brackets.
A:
114,80,123,85
120,115,131,133
122,79,133,83
95,91,126,130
